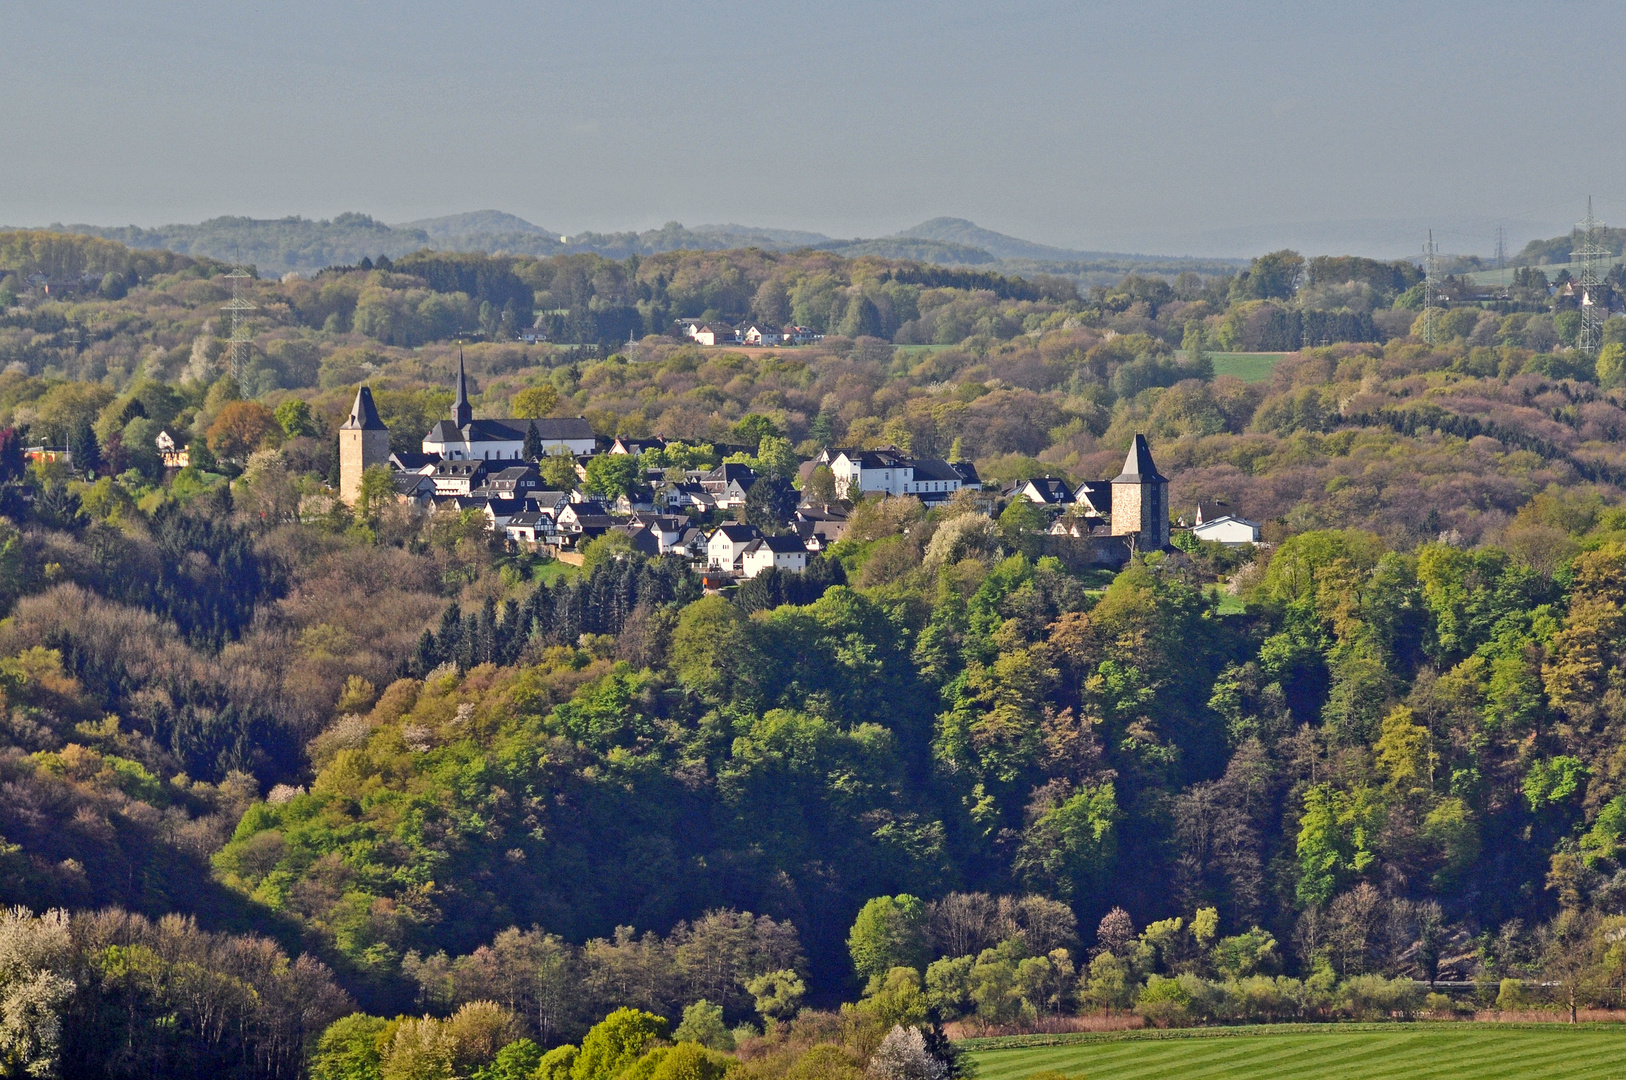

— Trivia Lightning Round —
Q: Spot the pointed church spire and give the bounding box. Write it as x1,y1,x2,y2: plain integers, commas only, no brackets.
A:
452,346,472,428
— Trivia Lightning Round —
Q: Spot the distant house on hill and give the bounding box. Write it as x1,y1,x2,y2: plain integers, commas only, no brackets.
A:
155,430,190,469
680,321,738,346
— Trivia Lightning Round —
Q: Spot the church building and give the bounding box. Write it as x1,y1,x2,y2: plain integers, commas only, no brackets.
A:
422,352,596,461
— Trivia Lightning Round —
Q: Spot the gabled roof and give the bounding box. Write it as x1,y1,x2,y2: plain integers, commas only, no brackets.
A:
844,447,910,469
751,534,808,554
611,524,663,555
425,417,595,444
795,504,849,522
705,462,758,482
392,472,435,495
1113,433,1166,484
525,490,571,509
391,451,440,471
341,386,387,431
1023,477,1075,503
712,523,762,542
1192,514,1261,531
1075,480,1112,510
910,457,962,483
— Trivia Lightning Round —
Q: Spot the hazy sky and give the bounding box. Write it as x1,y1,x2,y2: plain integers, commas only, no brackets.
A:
4,1,1622,258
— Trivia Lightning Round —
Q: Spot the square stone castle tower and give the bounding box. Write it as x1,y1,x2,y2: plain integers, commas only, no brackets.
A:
1110,432,1169,551
338,385,391,504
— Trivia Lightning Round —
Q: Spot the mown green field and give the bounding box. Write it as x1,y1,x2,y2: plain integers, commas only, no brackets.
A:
964,1023,1626,1080
1176,351,1287,383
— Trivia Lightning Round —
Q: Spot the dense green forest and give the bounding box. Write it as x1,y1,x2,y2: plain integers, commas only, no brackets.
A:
7,228,1626,1076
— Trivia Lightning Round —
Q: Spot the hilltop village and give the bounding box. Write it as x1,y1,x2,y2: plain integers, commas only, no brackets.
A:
334,357,1240,579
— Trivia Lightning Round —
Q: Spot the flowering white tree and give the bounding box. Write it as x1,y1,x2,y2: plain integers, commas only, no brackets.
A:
866,1026,947,1080
0,907,75,1078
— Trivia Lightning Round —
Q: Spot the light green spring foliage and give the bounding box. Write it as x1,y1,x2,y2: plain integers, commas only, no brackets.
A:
846,895,929,986
310,1013,392,1080
571,1008,670,1080
671,1000,733,1051
742,969,805,1023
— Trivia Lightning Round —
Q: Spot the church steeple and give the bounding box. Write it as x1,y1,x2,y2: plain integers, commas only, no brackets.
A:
452,347,472,428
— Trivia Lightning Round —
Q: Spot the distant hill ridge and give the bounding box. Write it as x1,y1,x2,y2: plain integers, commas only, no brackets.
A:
35,212,1244,282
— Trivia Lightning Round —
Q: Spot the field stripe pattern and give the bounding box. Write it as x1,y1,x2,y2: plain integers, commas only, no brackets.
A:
966,1024,1626,1080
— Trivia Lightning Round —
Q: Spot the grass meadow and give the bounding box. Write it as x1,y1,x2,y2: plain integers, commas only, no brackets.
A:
963,1023,1626,1080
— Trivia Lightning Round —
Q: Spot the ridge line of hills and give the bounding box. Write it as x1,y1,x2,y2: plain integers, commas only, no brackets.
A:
22,212,1246,283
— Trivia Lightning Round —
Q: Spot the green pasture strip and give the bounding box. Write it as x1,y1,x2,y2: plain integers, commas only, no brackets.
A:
1176,351,1287,383
1466,257,1626,287
964,1022,1626,1080
531,559,579,585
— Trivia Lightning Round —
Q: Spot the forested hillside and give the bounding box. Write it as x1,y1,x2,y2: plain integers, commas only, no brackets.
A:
7,229,1626,1075
42,213,1243,283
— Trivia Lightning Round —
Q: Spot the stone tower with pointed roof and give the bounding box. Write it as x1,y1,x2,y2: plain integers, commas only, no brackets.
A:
1110,433,1169,550
339,385,391,505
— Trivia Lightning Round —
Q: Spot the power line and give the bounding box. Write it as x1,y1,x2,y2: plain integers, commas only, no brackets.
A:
1572,197,1607,354
1422,230,1438,346
220,263,256,382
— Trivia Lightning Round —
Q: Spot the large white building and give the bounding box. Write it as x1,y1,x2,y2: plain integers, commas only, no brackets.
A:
823,447,980,504
422,353,596,460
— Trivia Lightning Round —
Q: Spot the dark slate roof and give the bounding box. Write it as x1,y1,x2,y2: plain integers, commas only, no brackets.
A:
341,386,387,430
756,534,808,554
951,461,982,485
391,451,439,471
612,524,663,555
1075,480,1112,511
525,490,571,510
713,523,762,542
705,462,759,483
847,448,909,469
795,505,849,522
911,457,963,483
392,472,434,494
435,460,489,478
507,511,549,526
1025,477,1075,503
1113,433,1166,483
425,417,595,443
